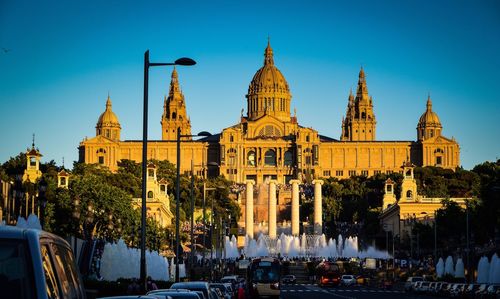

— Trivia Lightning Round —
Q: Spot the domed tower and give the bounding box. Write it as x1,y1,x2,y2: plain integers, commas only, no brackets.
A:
23,136,43,182
417,95,442,141
246,39,292,122
161,68,192,140
341,68,377,141
96,95,121,141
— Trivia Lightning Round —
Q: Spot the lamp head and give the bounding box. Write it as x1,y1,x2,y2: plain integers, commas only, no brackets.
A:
175,57,196,66
197,131,211,137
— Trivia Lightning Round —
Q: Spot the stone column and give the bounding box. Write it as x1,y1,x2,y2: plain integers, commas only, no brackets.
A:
245,180,255,239
268,180,277,239
312,179,324,235
290,180,301,236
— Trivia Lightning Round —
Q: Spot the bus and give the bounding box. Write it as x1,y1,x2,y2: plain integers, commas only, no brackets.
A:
247,257,281,298
316,260,341,287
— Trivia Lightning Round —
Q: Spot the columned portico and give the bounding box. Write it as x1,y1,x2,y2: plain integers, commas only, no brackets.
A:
290,179,301,236
312,179,324,235
268,180,278,239
245,180,255,239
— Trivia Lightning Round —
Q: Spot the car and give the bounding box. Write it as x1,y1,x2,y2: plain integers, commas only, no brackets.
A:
281,275,297,284
209,283,232,299
99,296,169,299
340,275,356,286
404,276,423,292
170,282,211,299
148,289,202,299
464,283,480,299
0,225,86,299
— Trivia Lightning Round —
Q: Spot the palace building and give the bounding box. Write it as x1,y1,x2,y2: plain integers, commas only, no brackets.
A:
79,41,460,185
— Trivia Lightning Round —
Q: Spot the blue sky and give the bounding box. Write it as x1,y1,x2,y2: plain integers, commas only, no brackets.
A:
1,0,499,170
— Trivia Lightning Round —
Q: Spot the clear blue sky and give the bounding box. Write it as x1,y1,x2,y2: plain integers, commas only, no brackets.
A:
1,0,499,170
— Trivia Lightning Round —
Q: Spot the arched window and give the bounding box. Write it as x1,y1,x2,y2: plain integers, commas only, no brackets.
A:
247,151,256,166
172,112,177,119
284,150,293,166
362,112,366,119
406,190,413,199
264,149,276,166
148,191,154,198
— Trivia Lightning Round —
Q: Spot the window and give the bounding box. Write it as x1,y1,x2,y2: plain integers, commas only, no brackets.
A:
348,170,356,177
284,150,293,166
436,156,442,166
148,169,154,177
335,170,344,177
60,177,66,186
386,170,393,174
0,240,35,299
247,151,256,166
98,156,104,164
41,245,59,299
374,170,381,175
264,149,276,166
30,157,36,167
306,135,310,142
50,243,83,299
361,170,368,176
148,191,153,198
160,185,166,192
323,170,331,177
406,190,413,199
230,135,234,142
387,185,392,193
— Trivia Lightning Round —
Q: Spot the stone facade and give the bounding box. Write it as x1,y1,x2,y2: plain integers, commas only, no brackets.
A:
79,41,460,184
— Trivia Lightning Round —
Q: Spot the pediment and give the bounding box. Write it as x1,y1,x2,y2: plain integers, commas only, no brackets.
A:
422,135,456,144
81,135,118,145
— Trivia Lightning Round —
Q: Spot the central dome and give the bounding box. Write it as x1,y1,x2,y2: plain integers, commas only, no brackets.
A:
248,41,290,95
97,96,120,128
246,40,292,122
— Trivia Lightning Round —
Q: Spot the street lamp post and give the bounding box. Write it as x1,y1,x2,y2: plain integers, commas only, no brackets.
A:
175,128,211,282
142,50,196,290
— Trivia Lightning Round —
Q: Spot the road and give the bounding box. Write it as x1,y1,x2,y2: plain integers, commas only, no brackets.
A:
280,284,435,299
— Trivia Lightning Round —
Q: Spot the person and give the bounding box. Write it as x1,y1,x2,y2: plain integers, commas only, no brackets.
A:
147,276,158,291
127,278,141,295
237,281,245,299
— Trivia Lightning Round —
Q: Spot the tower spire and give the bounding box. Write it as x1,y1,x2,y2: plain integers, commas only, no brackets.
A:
264,37,274,65
32,133,35,148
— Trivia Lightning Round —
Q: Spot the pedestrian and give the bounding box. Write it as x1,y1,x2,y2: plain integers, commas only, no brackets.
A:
237,281,245,299
127,278,141,295
147,276,158,291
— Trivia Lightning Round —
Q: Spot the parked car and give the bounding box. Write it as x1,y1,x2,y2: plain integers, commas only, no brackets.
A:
281,275,297,284
416,281,431,294
148,289,202,299
449,283,466,298
404,276,424,292
170,282,211,299
0,225,86,299
209,283,232,299
485,285,500,298
341,275,357,286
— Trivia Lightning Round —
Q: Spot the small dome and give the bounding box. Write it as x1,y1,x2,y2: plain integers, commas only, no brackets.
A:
97,96,121,128
418,96,441,127
247,40,290,95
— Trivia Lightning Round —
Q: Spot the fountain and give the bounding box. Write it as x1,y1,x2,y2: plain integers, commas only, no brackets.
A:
477,256,489,283
445,256,454,275
489,253,500,284
454,258,465,278
100,239,170,281
238,232,389,259
436,258,445,277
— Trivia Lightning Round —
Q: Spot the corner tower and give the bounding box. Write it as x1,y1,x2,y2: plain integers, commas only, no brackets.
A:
341,68,377,141
246,39,292,122
23,136,43,182
161,68,192,140
96,95,121,141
